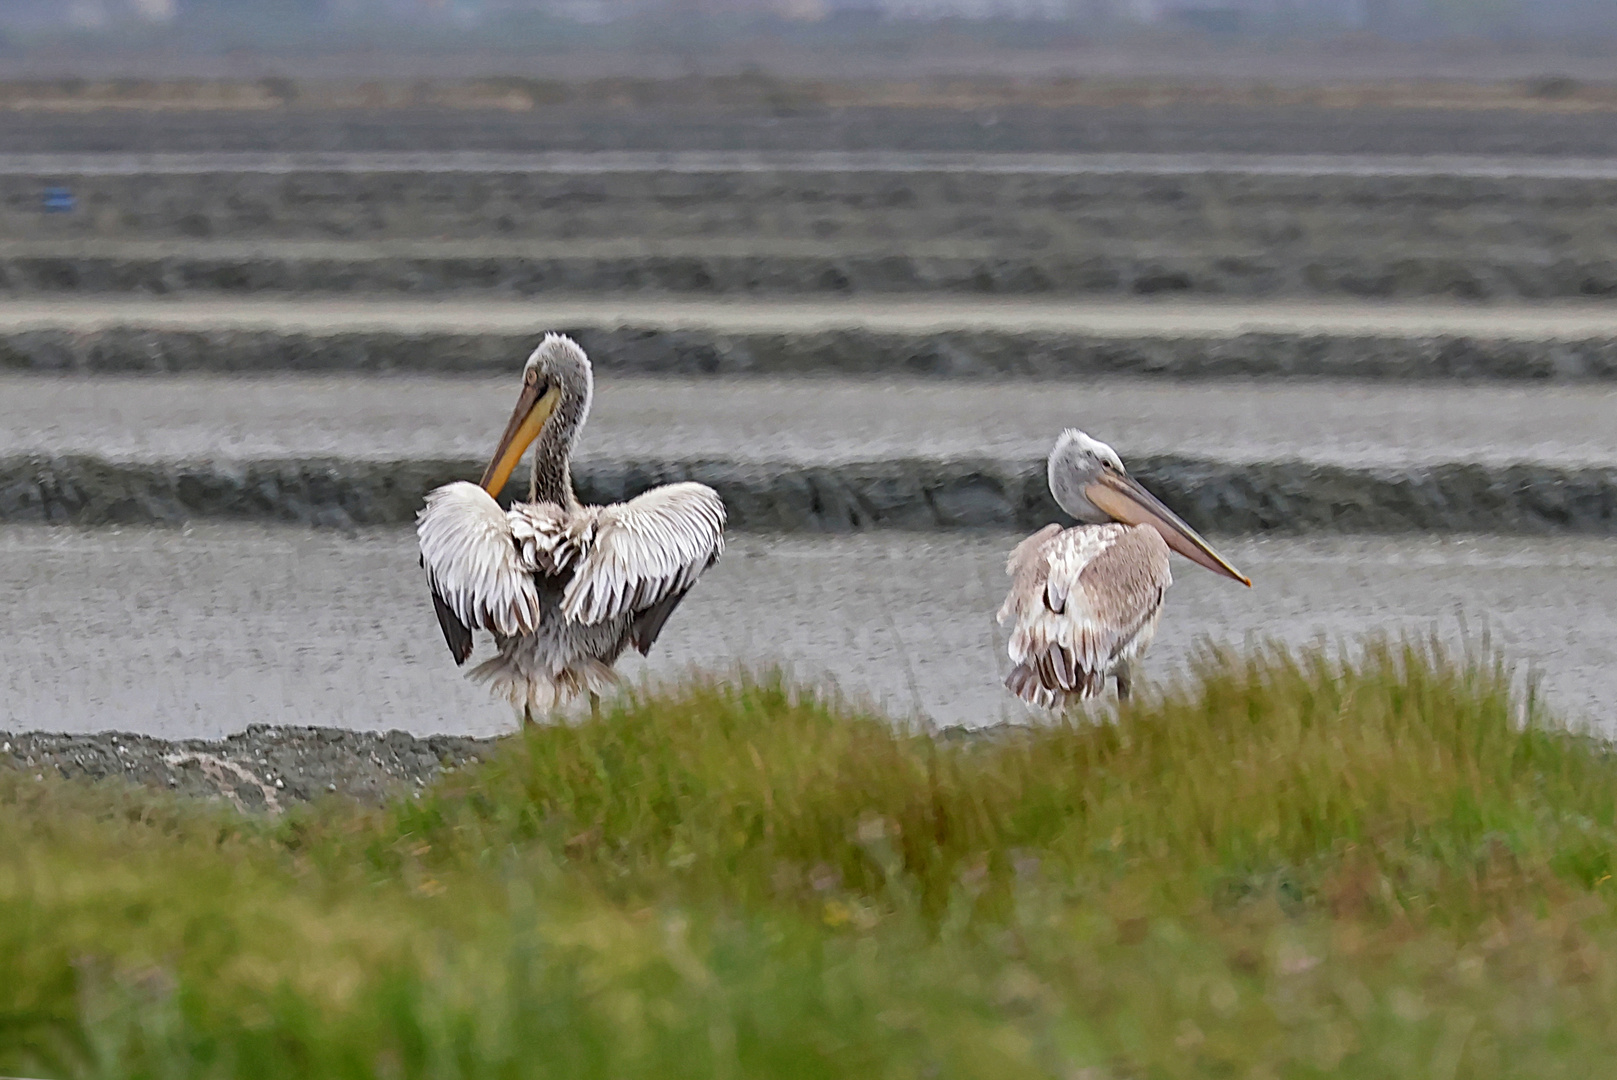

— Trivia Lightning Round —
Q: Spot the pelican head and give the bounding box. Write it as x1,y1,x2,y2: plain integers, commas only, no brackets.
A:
1048,428,1251,586
479,334,594,498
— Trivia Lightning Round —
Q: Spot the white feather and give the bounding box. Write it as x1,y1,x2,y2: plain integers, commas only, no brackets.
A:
416,481,540,637
416,332,727,717
561,482,727,625
998,523,1170,705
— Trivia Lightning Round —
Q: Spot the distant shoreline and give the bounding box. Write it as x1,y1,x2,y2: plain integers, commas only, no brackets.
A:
2,71,1616,114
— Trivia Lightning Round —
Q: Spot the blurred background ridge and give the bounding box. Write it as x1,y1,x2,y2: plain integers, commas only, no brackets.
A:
2,0,1616,737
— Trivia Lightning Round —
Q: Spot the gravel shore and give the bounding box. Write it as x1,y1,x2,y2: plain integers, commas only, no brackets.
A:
0,726,496,810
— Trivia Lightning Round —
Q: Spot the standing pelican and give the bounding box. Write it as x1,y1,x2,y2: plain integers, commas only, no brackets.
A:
417,334,725,719
998,429,1250,707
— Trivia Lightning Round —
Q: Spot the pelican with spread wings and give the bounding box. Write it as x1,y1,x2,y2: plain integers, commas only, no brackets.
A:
998,429,1250,708
417,334,725,719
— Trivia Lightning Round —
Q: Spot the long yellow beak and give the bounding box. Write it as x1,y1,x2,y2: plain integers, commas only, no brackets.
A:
1086,471,1251,586
478,375,561,496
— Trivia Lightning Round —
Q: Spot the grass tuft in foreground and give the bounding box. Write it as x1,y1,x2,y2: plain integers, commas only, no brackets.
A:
5,640,1617,1078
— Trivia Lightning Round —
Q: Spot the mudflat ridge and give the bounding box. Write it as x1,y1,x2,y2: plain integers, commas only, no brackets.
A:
9,152,1617,299
2,375,1613,534
6,106,1617,158
13,150,1617,177
5,297,1617,380
5,243,1610,301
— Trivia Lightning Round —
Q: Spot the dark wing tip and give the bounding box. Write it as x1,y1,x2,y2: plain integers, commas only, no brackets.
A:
430,589,475,666
630,588,691,656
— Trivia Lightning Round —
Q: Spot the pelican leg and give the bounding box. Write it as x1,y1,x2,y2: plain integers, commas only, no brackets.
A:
522,703,535,727
589,693,602,722
1115,660,1133,703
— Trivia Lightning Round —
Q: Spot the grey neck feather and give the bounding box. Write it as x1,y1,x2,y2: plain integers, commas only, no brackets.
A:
528,381,590,508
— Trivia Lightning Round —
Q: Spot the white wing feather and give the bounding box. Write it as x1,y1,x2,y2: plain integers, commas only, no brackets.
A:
998,524,1170,702
1003,527,1117,686
417,481,540,637
561,482,726,626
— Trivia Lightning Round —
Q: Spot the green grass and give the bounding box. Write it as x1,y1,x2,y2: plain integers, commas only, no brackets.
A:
6,640,1617,1078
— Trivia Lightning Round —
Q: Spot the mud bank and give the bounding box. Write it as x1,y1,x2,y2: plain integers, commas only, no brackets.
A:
8,248,1617,301
3,453,1614,534
10,156,1617,299
0,726,494,809
8,105,1617,158
6,323,1617,381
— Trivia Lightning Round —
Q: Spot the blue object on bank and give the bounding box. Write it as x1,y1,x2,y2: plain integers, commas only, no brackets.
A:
43,186,76,213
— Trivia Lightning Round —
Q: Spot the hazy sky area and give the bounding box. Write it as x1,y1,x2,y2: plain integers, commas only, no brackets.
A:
0,4,1614,85
3,0,1616,55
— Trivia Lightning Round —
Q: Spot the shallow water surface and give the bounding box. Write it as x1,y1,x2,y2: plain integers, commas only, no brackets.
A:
2,526,1614,738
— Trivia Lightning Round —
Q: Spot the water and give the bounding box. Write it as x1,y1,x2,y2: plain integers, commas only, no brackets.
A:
3,525,1614,738
5,374,1614,469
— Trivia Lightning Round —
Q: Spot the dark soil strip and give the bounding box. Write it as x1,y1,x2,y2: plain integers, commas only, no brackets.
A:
7,106,1617,158
2,454,1613,535
6,325,1617,381
0,726,496,810
4,250,1616,302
